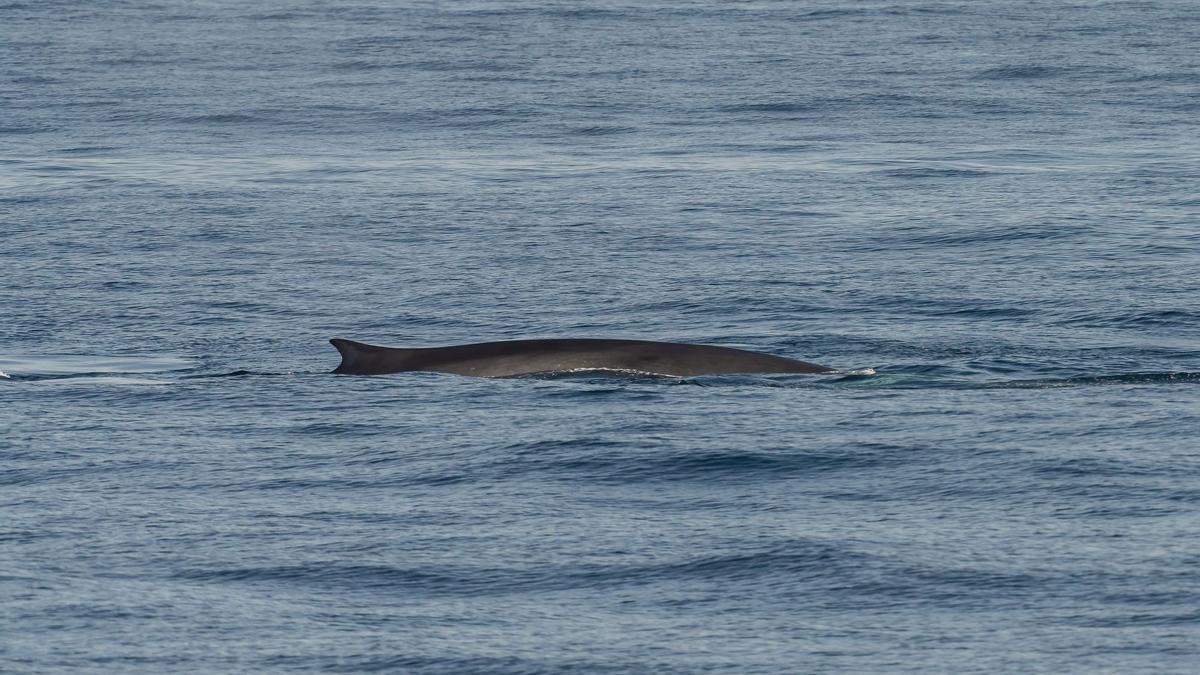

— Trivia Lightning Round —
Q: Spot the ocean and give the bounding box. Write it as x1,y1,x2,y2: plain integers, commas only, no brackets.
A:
3,1,1199,672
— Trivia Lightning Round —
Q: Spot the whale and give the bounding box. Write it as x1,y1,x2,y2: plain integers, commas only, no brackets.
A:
330,337,834,378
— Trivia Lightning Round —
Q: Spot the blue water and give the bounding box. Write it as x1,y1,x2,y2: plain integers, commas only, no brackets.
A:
3,1,1200,672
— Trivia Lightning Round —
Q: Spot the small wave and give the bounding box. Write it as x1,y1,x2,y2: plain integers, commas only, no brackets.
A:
488,442,894,484
800,8,870,19
1118,72,1200,85
875,166,994,179
973,65,1071,80
330,60,390,72
287,422,397,438
179,113,261,124
879,223,1075,251
719,102,819,114
568,125,635,137
245,11,313,20
181,370,305,379
1057,309,1198,329
1067,611,1200,628
175,563,457,589
992,372,1200,388
173,540,860,596
1031,457,1164,479
54,145,121,155
836,371,1200,389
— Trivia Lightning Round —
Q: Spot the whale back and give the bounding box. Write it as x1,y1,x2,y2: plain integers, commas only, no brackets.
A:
330,337,833,377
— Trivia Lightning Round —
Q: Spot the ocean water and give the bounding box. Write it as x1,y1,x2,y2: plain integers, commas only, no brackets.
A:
3,0,1200,672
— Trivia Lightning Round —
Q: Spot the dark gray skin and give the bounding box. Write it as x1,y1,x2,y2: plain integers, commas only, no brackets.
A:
330,338,835,378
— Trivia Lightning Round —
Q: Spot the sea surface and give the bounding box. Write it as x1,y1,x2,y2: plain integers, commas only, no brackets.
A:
3,1,1200,672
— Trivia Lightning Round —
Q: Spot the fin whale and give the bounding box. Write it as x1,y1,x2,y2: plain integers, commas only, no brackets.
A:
330,338,834,378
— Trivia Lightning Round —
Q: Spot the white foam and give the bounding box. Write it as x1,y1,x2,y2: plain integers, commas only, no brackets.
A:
534,367,677,378
0,354,192,376
36,376,170,387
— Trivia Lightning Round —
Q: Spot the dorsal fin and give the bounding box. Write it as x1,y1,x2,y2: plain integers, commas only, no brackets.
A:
330,338,384,374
